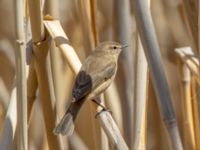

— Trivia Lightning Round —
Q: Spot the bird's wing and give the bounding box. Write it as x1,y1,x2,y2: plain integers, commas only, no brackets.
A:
72,56,116,102
72,70,92,101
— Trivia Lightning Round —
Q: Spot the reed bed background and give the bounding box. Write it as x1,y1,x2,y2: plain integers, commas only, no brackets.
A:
0,0,199,149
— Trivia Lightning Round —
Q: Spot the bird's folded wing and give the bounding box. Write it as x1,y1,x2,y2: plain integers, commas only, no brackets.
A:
72,71,92,101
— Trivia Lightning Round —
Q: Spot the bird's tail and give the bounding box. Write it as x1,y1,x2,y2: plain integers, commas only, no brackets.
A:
54,112,75,136
54,100,85,136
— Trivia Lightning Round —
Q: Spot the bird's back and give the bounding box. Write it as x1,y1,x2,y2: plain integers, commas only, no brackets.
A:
81,50,116,75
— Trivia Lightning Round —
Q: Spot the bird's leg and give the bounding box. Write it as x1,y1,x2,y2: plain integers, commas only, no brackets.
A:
91,98,112,118
92,99,107,110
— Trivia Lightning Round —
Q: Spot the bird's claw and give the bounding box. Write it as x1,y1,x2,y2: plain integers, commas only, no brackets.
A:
95,108,112,118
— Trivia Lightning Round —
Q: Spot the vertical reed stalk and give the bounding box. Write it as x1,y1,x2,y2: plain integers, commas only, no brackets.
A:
199,0,200,55
191,79,200,149
68,132,89,150
78,0,96,54
15,0,27,149
133,0,183,149
90,0,98,46
182,0,198,50
28,0,62,149
181,64,195,149
0,85,17,150
133,35,148,150
27,59,38,121
45,0,60,104
89,0,100,148
113,0,133,147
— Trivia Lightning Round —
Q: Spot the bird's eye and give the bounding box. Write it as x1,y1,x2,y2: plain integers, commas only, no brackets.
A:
113,46,117,49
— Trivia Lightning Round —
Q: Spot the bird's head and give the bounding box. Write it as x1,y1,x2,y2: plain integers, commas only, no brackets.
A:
96,41,128,55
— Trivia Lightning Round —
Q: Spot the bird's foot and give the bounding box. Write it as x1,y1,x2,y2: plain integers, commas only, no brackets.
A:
92,99,106,109
95,108,112,118
91,99,112,118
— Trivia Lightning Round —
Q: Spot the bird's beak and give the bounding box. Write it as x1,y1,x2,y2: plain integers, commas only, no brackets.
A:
121,44,128,49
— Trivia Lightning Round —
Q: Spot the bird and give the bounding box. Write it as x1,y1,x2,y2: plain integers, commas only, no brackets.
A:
54,41,127,136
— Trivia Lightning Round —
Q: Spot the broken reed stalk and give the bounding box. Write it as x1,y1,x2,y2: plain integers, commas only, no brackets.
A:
44,0,59,18
27,0,62,149
0,85,17,150
175,47,200,149
113,0,133,147
174,47,200,84
14,0,27,149
43,20,81,73
181,64,195,149
133,0,183,149
43,20,128,150
133,35,148,150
